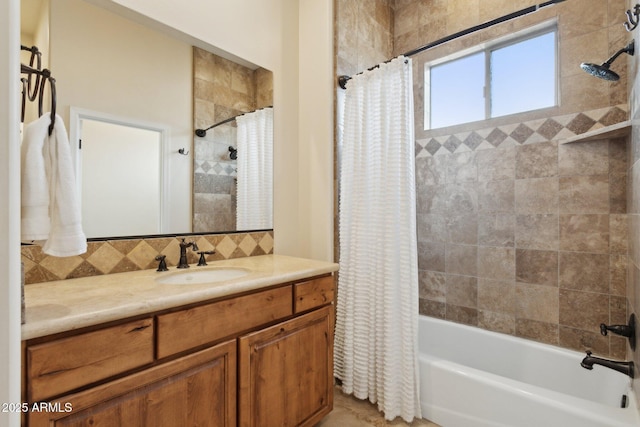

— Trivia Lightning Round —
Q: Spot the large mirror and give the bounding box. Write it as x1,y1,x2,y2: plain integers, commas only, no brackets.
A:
20,0,274,238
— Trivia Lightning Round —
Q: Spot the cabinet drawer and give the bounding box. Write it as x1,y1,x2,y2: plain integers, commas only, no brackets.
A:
27,318,154,402
157,285,293,358
294,275,335,313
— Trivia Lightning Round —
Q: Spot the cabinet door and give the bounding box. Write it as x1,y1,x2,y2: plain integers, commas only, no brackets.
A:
238,306,334,427
29,340,236,427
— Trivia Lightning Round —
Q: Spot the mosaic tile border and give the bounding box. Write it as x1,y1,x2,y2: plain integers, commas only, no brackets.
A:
194,159,237,177
416,105,629,157
21,231,274,285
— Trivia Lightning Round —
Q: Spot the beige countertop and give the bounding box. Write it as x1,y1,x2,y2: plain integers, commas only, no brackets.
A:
23,254,339,340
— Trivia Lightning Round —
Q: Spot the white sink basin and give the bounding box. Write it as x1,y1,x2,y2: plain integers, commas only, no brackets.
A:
155,268,250,285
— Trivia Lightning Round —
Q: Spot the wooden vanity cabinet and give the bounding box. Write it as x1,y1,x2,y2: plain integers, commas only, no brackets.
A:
28,340,236,427
23,274,335,427
238,305,334,427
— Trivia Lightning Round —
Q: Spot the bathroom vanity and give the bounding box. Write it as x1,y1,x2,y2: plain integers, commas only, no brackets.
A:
21,255,338,427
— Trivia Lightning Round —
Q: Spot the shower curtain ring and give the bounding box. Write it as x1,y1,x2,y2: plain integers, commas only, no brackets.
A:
178,148,189,155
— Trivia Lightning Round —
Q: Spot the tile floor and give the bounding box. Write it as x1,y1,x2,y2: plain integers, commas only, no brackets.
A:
316,387,441,427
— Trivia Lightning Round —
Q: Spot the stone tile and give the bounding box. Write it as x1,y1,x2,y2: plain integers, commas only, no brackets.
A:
318,387,441,427
418,241,445,272
559,252,609,293
515,178,559,214
478,310,516,335
478,180,514,213
559,214,609,253
478,214,515,247
415,155,447,186
446,274,477,308
515,141,558,179
515,249,558,286
417,214,447,243
476,145,515,182
515,214,559,250
478,278,515,315
420,299,445,319
416,184,448,214
515,283,559,323
609,173,627,214
446,151,477,183
446,183,478,213
477,246,515,281
515,318,559,345
446,213,477,245
558,326,609,354
610,254,628,297
419,271,446,302
559,289,609,333
445,244,477,276
558,140,609,176
558,175,609,214
446,304,478,326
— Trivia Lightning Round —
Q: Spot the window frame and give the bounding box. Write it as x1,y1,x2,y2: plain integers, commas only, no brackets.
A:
424,20,558,130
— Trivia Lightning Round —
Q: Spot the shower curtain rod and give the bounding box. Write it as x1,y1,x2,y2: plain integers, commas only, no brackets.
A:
195,105,273,137
338,0,566,89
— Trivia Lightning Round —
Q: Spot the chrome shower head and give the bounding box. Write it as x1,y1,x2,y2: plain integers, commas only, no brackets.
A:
580,40,635,81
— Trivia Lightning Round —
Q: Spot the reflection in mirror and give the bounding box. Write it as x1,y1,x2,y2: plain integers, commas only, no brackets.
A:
193,48,273,232
70,109,168,238
21,0,274,239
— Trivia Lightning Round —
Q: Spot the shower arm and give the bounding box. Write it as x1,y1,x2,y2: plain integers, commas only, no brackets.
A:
601,42,635,68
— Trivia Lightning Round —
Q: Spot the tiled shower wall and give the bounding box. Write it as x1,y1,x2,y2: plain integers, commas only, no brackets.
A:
627,0,640,408
336,0,632,358
192,47,273,232
398,0,630,357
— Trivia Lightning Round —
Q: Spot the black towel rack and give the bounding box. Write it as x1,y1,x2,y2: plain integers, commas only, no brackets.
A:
20,45,57,136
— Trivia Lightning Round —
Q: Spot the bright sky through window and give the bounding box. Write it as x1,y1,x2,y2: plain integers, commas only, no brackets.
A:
426,28,556,130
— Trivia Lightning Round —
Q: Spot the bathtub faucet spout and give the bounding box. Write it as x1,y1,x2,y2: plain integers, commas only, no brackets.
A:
580,351,635,379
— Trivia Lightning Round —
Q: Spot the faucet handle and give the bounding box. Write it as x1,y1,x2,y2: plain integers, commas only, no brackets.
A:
197,250,215,266
155,254,168,272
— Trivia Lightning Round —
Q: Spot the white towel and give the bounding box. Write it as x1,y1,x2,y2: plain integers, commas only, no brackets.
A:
21,113,87,257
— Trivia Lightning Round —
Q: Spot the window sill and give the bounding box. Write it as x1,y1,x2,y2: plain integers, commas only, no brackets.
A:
559,121,630,144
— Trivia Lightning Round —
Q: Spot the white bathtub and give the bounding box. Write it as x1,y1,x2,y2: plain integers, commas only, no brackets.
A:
418,316,640,427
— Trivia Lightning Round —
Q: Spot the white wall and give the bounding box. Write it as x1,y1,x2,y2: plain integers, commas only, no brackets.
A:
1,1,23,425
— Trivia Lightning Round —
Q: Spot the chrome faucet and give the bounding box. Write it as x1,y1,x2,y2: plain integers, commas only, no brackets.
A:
581,351,635,379
177,238,199,269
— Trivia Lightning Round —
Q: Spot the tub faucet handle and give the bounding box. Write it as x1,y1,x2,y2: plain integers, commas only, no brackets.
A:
600,314,636,351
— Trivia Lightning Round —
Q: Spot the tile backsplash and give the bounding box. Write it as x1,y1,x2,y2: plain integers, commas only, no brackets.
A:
22,231,274,285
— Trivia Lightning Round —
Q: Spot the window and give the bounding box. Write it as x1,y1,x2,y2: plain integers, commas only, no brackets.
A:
425,25,557,130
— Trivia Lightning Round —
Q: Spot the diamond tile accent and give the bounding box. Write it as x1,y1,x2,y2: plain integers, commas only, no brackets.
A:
443,135,462,153
40,255,83,280
128,241,159,269
463,131,484,150
486,128,508,147
536,119,563,140
425,139,442,155
510,124,535,144
87,243,125,274
22,230,274,284
239,234,258,256
215,235,238,259
417,105,628,157
566,113,597,135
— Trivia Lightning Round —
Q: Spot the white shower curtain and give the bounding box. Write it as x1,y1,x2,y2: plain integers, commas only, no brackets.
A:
334,56,421,422
236,107,273,230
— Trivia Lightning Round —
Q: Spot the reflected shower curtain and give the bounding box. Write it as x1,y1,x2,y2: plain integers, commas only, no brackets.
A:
236,107,273,229
334,56,421,422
